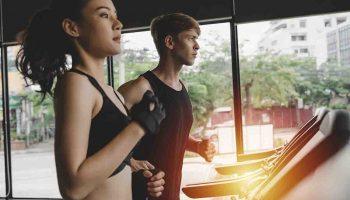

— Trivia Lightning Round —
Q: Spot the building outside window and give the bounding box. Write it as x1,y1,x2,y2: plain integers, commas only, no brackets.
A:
327,30,338,61
327,23,350,66
258,12,350,67
325,19,332,27
337,17,347,25
239,11,350,153
300,48,309,53
291,34,307,41
300,20,307,28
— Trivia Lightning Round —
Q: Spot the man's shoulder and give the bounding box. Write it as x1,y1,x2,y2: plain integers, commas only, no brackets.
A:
118,76,152,94
118,75,153,107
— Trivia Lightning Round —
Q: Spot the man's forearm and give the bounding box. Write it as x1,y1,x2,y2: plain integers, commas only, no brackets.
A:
186,135,201,153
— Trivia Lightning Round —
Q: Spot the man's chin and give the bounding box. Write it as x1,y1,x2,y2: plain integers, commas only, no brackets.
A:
184,60,195,66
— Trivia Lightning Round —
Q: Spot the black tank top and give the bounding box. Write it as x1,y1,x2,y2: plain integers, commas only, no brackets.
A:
69,68,133,176
132,71,193,200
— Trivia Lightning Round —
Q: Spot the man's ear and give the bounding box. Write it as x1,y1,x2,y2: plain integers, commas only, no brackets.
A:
164,35,175,50
62,18,80,38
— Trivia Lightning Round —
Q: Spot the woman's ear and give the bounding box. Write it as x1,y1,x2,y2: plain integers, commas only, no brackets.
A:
62,18,80,38
164,35,175,50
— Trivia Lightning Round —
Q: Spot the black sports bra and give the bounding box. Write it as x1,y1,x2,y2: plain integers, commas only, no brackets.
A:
69,68,133,176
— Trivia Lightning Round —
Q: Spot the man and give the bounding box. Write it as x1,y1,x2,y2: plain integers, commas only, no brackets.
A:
119,13,216,200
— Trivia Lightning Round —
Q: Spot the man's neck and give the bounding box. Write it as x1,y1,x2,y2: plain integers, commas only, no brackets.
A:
152,57,183,90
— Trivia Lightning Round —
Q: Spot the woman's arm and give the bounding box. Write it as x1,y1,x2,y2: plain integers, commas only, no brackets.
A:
54,73,145,200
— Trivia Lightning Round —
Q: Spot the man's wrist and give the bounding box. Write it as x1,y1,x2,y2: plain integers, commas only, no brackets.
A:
195,140,201,154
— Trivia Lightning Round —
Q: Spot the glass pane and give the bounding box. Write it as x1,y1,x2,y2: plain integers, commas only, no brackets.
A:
181,23,233,200
114,23,233,200
104,58,109,84
0,49,5,196
8,46,60,198
113,32,157,88
238,11,350,152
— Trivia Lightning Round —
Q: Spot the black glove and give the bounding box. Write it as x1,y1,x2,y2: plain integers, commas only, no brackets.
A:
131,90,166,135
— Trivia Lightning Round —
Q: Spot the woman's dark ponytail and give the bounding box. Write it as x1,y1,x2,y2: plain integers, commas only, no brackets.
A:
16,0,89,99
16,8,70,98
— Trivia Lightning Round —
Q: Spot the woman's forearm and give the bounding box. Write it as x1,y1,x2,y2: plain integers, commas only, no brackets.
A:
58,122,144,199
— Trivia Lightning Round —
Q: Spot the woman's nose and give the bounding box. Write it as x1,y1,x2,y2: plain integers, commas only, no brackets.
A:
113,18,123,30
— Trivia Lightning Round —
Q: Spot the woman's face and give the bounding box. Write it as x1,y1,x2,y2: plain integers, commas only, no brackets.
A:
76,0,123,58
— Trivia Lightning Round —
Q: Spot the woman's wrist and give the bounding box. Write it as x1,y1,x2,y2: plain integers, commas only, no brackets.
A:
129,158,135,167
129,121,146,138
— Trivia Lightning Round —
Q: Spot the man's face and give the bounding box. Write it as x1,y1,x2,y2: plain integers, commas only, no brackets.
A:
172,29,200,66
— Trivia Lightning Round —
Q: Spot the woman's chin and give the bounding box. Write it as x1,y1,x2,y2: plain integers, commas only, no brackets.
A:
110,48,122,56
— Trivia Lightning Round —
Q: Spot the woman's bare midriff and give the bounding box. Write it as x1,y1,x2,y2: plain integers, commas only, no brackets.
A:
85,166,132,200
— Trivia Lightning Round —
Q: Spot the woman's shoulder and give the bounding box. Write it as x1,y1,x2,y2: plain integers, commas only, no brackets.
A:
59,71,94,91
55,71,97,103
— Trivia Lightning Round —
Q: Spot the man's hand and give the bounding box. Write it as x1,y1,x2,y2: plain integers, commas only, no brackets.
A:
143,169,165,197
197,139,217,162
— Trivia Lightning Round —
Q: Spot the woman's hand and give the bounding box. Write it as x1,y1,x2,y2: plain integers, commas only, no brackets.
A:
129,158,155,172
131,90,166,135
143,170,165,197
130,158,165,197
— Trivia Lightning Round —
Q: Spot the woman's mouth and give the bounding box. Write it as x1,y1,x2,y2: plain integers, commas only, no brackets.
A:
113,36,121,42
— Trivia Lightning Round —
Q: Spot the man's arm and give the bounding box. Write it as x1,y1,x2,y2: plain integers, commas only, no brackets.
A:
186,135,201,153
118,77,164,197
118,77,152,109
186,135,217,162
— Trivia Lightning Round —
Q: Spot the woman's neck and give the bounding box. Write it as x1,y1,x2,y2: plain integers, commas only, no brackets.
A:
72,51,106,85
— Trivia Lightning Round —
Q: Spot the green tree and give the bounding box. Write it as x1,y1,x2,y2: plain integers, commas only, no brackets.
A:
182,34,233,132
295,60,350,109
113,47,157,87
239,54,300,123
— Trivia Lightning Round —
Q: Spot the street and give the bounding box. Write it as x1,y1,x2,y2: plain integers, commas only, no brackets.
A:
0,140,235,199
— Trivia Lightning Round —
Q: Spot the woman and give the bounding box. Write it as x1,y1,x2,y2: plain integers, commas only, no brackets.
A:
16,0,165,199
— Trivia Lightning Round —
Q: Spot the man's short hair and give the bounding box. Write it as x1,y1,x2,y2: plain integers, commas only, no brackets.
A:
150,13,200,55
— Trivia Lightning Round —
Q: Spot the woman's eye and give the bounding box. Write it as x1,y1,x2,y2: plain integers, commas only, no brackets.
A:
100,13,109,18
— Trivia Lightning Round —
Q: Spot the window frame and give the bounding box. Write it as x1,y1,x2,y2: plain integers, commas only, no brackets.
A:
1,0,349,198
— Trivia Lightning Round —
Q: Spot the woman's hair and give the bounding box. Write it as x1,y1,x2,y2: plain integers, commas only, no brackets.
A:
150,13,200,56
16,0,90,98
